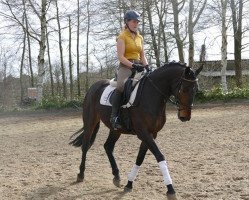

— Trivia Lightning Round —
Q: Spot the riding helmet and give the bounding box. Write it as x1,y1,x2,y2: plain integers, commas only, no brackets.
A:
124,10,140,22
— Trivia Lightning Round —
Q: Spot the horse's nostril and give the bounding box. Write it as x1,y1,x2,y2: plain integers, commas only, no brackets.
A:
179,117,187,122
179,116,191,122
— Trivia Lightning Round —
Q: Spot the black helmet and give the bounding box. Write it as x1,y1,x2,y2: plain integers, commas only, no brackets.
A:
124,10,140,23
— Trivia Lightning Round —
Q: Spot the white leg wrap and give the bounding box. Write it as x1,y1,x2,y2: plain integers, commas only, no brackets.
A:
159,160,172,185
127,164,140,182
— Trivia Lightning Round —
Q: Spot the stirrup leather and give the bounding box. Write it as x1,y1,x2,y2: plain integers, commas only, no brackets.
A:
111,116,122,130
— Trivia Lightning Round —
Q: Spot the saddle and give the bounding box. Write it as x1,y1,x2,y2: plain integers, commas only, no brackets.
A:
100,72,148,132
100,71,147,108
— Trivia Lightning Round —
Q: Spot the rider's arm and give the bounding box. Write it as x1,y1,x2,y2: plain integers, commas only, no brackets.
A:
140,44,148,66
117,38,134,69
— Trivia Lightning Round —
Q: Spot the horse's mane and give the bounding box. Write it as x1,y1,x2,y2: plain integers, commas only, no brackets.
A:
150,61,196,80
162,61,187,68
152,61,187,74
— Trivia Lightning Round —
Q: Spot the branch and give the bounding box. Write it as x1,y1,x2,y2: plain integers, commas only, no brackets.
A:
4,0,40,43
193,0,207,27
27,0,40,19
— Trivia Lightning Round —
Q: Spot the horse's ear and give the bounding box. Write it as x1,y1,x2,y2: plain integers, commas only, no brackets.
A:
185,67,191,75
195,64,204,76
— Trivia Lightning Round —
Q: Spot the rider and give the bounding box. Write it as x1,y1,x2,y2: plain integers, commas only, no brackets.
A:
110,10,149,130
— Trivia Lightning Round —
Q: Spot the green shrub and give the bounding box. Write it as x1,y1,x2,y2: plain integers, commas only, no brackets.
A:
196,85,249,103
36,96,82,109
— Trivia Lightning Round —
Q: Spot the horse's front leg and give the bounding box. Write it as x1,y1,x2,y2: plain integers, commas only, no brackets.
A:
138,132,176,196
124,141,148,192
104,131,121,187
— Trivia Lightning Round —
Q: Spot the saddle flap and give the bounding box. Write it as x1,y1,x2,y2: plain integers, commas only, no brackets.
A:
100,81,140,108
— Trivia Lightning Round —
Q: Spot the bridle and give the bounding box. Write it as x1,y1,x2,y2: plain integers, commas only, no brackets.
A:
147,72,198,110
174,77,198,110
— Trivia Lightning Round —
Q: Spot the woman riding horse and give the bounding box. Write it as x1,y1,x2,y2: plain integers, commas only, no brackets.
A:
110,10,149,130
69,59,203,198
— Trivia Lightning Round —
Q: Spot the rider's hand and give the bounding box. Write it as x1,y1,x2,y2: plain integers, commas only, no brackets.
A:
144,65,152,72
132,63,144,72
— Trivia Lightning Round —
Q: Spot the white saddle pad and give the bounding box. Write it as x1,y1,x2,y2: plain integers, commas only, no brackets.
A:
100,82,140,108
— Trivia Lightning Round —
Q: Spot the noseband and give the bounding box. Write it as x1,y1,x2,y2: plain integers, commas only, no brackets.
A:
147,73,198,110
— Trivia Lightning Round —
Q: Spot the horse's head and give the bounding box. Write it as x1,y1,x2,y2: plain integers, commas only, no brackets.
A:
174,65,203,122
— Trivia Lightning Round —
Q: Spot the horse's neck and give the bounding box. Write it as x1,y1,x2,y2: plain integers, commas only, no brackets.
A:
150,66,182,91
140,69,172,108
139,65,184,115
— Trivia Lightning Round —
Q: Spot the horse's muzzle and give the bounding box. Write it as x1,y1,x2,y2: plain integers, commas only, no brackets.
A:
178,109,191,122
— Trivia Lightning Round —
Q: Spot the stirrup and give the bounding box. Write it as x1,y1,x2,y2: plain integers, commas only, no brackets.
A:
111,116,122,130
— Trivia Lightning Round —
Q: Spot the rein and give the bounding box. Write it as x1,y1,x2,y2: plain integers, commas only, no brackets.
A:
147,75,168,102
146,71,197,109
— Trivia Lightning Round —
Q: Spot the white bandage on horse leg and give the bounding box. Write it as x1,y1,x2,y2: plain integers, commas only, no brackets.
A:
127,164,140,182
159,160,172,185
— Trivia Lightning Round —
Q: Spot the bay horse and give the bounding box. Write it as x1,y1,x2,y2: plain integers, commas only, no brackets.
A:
69,62,203,198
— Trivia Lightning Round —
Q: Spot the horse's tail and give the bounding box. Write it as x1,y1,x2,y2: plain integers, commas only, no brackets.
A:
69,122,100,148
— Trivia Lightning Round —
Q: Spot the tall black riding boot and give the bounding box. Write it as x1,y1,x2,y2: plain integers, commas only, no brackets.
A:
110,90,123,130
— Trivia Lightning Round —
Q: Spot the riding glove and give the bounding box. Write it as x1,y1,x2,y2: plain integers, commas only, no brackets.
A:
132,63,144,72
145,65,152,72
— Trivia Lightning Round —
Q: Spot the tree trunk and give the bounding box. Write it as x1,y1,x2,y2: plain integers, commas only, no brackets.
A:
188,0,207,67
36,0,47,102
230,0,243,87
55,0,67,98
76,0,81,97
23,0,34,87
85,0,90,93
20,13,26,104
171,0,185,63
221,0,228,93
46,27,54,97
146,2,160,67
156,0,169,63
68,15,73,100
188,0,194,67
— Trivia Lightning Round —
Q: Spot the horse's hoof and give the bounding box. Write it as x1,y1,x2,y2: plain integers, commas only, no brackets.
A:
166,193,177,200
124,181,133,192
166,184,176,196
77,174,84,182
167,190,176,195
113,177,121,188
123,186,132,193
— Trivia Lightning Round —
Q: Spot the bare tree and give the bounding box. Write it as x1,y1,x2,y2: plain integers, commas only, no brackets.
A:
230,0,244,87
155,0,170,63
145,0,160,67
68,15,73,100
1,0,49,102
221,0,228,93
20,9,26,103
46,26,54,97
29,0,48,102
170,0,186,63
23,0,34,87
76,0,81,96
55,0,67,98
85,0,90,93
188,0,207,67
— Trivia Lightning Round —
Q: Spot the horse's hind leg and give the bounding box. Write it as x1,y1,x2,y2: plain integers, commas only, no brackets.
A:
104,131,121,187
77,134,89,182
77,111,100,182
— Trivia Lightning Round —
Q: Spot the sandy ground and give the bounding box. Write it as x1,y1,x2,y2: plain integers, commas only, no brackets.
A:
0,103,248,200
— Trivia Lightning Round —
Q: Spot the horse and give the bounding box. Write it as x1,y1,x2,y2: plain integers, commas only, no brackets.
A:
69,62,203,198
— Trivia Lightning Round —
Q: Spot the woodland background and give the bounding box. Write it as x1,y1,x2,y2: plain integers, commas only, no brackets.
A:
0,0,249,110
